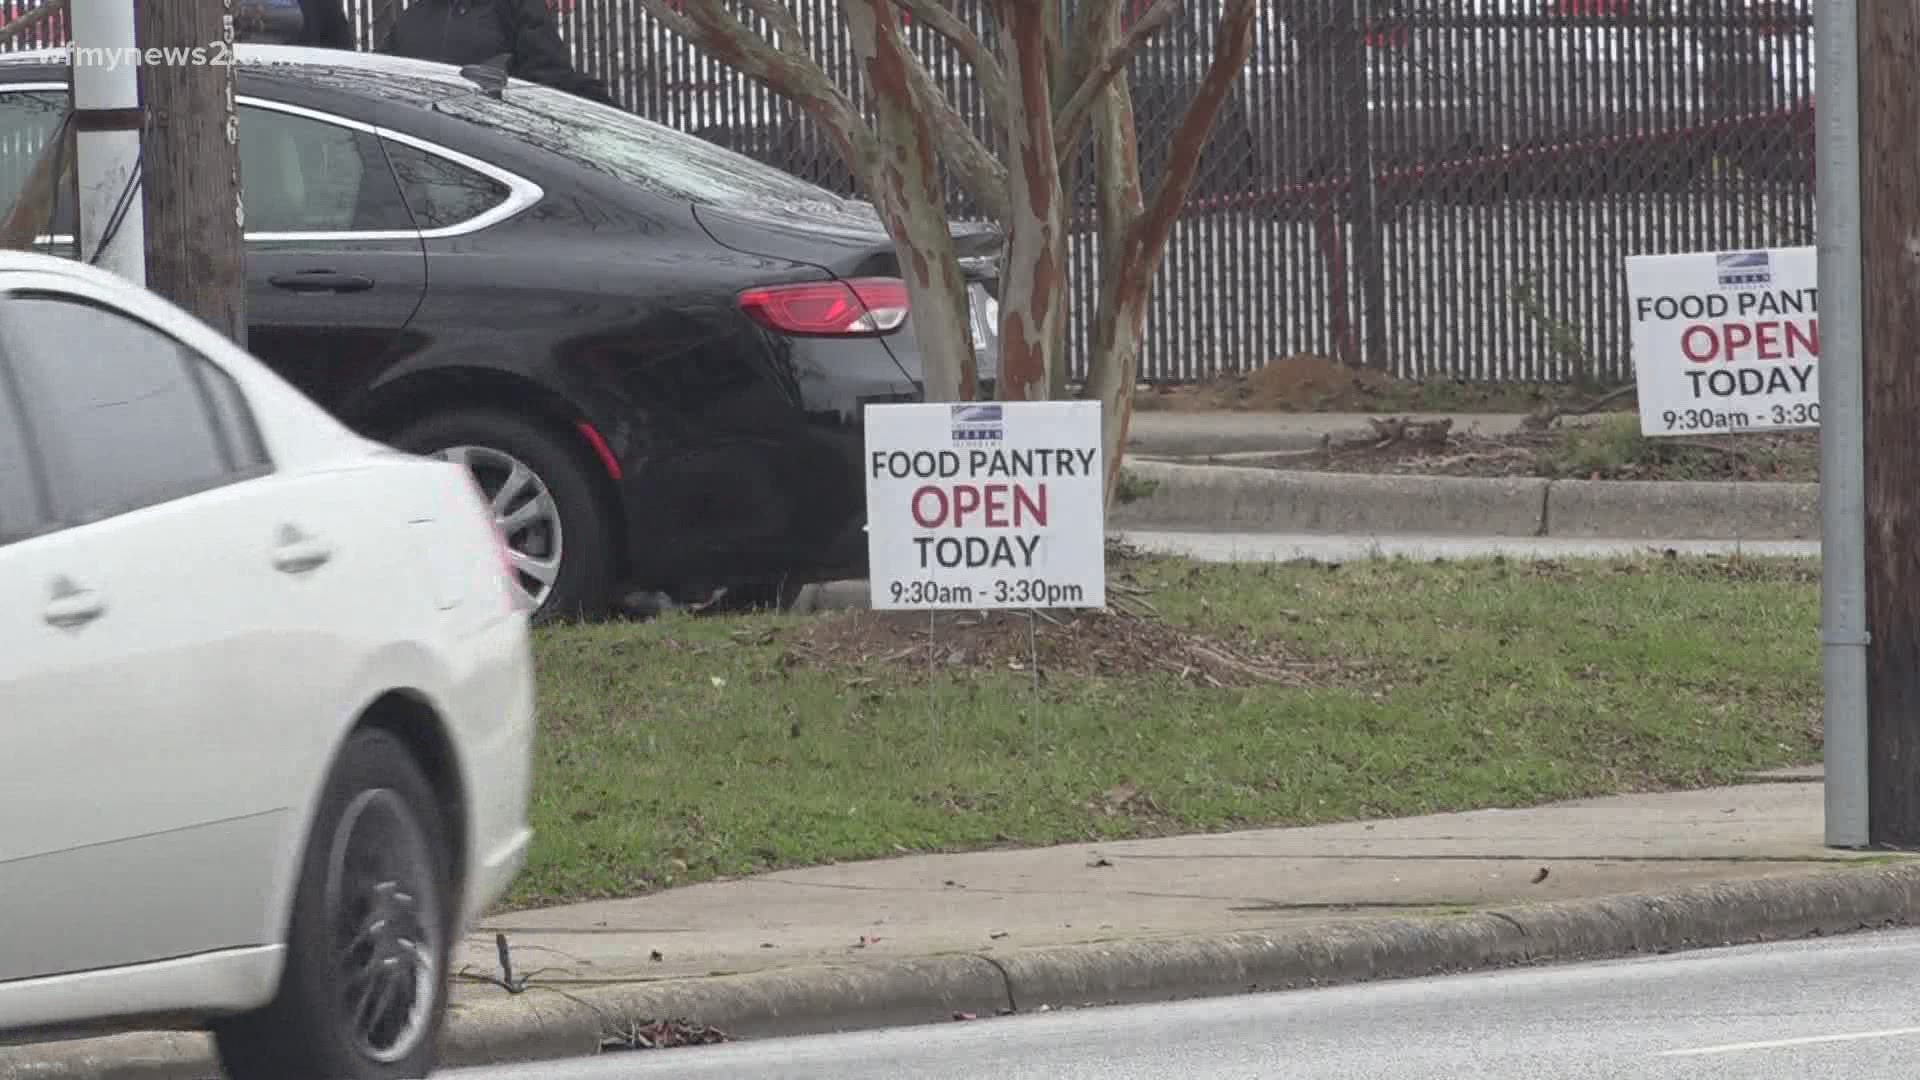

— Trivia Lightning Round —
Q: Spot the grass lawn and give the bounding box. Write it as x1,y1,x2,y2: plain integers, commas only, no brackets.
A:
508,551,1822,910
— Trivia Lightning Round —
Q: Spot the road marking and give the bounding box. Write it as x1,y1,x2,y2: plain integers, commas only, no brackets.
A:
1657,1027,1920,1058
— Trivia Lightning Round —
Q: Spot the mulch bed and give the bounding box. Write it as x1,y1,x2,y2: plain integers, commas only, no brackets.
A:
775,604,1325,689
1250,416,1819,482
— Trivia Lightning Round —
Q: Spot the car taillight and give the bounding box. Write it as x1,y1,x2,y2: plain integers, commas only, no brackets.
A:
738,278,910,337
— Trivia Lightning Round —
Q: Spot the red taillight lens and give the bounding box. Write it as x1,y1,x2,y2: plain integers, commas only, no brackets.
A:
738,278,910,337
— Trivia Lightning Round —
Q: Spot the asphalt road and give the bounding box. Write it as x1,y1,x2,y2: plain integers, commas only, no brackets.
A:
446,929,1920,1080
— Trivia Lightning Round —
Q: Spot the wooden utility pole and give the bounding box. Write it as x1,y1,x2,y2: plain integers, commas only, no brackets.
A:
1860,0,1920,846
135,0,246,345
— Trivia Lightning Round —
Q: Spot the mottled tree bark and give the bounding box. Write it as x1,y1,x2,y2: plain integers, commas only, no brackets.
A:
992,0,1066,401
0,0,74,249
0,115,72,250
1861,0,1920,847
1082,0,1258,504
842,0,976,401
644,0,1259,497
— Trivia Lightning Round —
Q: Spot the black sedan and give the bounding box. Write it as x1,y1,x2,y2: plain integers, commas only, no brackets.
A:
0,44,1003,620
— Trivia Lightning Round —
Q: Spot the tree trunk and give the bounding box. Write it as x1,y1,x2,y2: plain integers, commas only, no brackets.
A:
992,0,1066,401
0,116,72,249
1862,0,1920,847
1083,0,1258,505
137,0,246,345
841,0,976,402
1080,66,1146,507
1046,0,1093,403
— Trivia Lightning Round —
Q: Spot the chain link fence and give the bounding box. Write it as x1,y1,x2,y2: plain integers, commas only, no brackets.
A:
4,0,1817,386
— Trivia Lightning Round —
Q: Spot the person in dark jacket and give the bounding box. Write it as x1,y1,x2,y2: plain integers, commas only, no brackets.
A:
234,0,354,48
382,0,612,104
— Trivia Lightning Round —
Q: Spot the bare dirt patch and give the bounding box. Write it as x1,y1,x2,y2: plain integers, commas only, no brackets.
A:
778,604,1330,689
1133,354,1623,415
1245,415,1818,483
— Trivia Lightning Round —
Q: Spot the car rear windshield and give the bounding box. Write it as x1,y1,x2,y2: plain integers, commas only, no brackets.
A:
426,82,849,214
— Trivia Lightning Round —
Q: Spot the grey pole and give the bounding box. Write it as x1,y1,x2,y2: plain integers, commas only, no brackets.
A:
1814,0,1869,849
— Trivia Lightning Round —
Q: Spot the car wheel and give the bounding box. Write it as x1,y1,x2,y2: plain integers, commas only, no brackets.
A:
212,729,454,1080
390,408,616,622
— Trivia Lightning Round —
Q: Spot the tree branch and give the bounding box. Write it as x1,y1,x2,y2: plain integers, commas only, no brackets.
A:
1055,0,1181,160
640,0,878,170
0,0,67,47
0,111,72,250
1126,0,1254,265
894,0,1007,122
1059,0,1116,112
741,0,808,56
892,28,1010,222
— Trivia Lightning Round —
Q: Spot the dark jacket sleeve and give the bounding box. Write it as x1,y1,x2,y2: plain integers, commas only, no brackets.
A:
502,0,614,104
300,0,355,49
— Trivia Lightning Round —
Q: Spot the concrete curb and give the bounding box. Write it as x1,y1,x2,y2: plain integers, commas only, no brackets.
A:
7,862,1916,1078
1111,461,1820,541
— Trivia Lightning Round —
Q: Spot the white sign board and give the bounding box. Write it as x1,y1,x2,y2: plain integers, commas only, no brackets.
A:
1625,245,1819,436
864,401,1105,610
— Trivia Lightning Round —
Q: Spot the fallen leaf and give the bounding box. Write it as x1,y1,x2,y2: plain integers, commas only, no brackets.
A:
649,949,665,962
1531,867,1550,885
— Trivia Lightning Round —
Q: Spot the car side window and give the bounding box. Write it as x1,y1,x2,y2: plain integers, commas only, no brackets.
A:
0,359,44,545
238,104,414,234
0,88,77,242
382,139,512,231
3,293,266,526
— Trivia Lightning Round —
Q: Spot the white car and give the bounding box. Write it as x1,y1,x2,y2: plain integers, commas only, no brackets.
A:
0,251,537,1078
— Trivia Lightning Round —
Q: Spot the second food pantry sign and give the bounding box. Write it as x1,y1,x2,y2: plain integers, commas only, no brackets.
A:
865,401,1105,611
1625,245,1819,436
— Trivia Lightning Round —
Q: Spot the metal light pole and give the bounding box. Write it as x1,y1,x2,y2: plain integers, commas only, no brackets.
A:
69,0,145,283
1814,0,1868,849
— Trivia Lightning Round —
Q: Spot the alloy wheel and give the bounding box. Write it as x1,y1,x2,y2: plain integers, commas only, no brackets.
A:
322,788,445,1065
434,444,564,611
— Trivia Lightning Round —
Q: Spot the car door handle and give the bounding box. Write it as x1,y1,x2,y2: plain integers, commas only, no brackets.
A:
43,587,106,629
272,534,334,574
269,270,374,293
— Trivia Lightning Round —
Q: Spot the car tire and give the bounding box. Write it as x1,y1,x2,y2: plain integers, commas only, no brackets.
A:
389,408,617,623
211,728,454,1080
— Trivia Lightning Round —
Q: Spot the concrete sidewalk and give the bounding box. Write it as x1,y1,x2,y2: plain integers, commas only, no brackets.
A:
450,774,1865,996
17,771,1918,1078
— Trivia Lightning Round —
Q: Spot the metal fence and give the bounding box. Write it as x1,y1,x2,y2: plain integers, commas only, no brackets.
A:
11,0,1820,385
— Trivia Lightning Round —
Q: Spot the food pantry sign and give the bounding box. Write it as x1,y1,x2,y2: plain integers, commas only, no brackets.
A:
864,401,1105,610
1625,246,1818,436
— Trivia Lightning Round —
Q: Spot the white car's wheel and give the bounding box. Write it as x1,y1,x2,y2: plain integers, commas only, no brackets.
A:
213,728,454,1080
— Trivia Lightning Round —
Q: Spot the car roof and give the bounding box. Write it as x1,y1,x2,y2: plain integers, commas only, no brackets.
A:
0,248,145,287
0,43,542,101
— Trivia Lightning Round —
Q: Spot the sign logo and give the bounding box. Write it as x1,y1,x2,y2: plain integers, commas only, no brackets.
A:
1716,250,1771,289
950,403,1003,443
